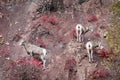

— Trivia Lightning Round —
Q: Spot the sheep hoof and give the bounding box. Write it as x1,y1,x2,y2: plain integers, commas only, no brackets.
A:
89,61,92,64
92,60,96,63
89,61,92,63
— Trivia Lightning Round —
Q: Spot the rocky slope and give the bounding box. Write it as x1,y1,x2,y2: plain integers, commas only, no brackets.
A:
0,0,118,80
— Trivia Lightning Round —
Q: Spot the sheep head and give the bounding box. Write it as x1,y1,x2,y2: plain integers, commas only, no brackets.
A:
19,39,26,46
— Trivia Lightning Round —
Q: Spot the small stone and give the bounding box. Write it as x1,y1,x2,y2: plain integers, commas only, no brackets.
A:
59,44,65,48
6,57,10,60
36,37,38,40
28,24,31,27
79,63,82,66
5,42,10,45
0,15,3,18
0,35,2,38
10,23,12,27
15,21,19,24
18,28,21,31
0,12,3,18
0,39,4,45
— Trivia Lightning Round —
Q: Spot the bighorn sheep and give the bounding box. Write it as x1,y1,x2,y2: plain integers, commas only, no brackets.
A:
76,24,91,42
76,24,85,42
19,39,47,67
86,41,93,63
86,40,102,63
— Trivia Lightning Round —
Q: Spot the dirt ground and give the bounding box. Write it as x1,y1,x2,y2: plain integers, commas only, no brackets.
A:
0,0,115,80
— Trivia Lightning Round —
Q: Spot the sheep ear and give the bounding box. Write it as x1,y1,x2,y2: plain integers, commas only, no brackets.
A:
19,39,26,45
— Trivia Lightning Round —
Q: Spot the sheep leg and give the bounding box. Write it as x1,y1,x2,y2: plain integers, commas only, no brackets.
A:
76,31,79,41
87,49,91,63
90,50,94,62
79,34,81,42
80,34,82,42
43,59,46,68
79,33,83,42
23,45,33,56
41,55,46,68
30,52,33,56
81,34,84,42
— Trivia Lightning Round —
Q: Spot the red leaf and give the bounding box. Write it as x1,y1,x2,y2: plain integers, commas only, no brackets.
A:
98,48,109,58
31,58,42,67
92,68,109,79
94,31,100,38
39,15,48,23
0,48,7,54
88,15,98,22
48,16,57,25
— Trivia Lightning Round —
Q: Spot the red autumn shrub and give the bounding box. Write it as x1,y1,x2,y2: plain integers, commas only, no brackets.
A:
31,57,43,67
98,48,109,58
4,60,16,71
92,68,109,79
48,16,57,25
94,31,101,38
88,15,98,22
14,58,43,80
39,15,48,23
36,38,46,48
0,56,43,80
16,57,30,65
16,57,43,68
64,59,76,70
5,64,13,71
0,48,7,54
